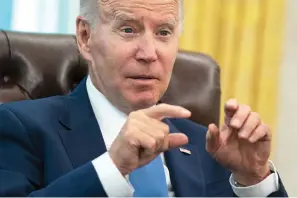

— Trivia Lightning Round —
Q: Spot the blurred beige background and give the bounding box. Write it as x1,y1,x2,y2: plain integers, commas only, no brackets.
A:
179,1,297,195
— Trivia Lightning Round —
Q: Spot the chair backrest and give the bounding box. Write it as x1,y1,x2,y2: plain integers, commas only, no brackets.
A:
0,30,221,126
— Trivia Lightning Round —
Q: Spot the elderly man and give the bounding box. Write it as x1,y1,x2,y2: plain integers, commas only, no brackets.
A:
0,0,288,197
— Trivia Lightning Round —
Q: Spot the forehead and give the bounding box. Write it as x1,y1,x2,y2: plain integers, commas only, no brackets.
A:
99,0,179,22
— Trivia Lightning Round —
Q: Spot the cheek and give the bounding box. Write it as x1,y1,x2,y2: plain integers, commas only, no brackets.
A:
111,41,140,70
113,47,135,67
91,38,126,72
159,47,177,78
97,43,137,87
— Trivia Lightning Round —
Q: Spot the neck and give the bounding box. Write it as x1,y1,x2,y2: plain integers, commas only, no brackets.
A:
89,73,139,115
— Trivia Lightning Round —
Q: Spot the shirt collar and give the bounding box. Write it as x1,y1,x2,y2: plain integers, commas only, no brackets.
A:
86,75,127,148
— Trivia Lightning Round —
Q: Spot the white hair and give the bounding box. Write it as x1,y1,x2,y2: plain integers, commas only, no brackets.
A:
79,0,184,33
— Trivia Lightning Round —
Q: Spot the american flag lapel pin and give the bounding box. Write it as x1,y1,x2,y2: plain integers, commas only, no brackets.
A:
179,147,191,155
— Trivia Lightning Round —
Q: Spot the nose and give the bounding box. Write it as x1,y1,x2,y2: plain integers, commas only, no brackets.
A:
135,33,158,63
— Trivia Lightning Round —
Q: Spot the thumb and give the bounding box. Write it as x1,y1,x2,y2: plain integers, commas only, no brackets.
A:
168,133,188,149
206,124,221,154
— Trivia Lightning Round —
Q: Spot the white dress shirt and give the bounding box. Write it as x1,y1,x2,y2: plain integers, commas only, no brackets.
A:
85,76,279,197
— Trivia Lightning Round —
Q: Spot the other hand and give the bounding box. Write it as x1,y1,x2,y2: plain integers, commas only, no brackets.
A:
206,99,271,186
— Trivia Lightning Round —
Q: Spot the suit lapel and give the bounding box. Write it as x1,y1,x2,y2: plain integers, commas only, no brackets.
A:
58,78,106,169
163,119,206,197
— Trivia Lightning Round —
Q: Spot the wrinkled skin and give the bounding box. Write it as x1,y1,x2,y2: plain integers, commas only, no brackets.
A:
78,0,179,114
76,0,272,188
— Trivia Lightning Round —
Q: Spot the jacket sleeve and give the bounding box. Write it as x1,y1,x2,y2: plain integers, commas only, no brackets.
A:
0,107,107,197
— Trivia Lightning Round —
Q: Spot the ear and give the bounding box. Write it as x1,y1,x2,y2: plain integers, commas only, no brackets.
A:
76,16,93,62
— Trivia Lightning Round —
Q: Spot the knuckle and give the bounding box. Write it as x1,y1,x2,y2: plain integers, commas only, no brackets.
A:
251,112,260,119
156,131,166,141
157,103,167,108
147,116,155,123
256,124,271,138
161,123,170,133
129,117,137,125
123,129,133,139
242,104,251,112
130,110,146,118
127,137,139,147
122,124,137,137
263,124,271,133
129,111,139,118
125,119,136,131
147,139,157,151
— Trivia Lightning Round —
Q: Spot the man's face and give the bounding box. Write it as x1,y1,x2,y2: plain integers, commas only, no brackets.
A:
79,0,179,113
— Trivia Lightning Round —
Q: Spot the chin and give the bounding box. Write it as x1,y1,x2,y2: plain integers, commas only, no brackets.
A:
127,92,159,110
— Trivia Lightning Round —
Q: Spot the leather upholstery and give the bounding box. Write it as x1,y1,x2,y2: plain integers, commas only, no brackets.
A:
0,30,221,126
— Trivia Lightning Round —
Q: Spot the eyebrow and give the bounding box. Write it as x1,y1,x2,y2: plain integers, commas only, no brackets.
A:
113,13,178,29
113,13,138,24
159,19,177,30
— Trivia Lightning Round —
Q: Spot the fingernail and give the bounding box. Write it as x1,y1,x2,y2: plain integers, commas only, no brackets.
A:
229,98,236,104
227,99,237,107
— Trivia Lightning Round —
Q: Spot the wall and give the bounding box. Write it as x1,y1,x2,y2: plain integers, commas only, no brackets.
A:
0,0,79,34
274,0,297,195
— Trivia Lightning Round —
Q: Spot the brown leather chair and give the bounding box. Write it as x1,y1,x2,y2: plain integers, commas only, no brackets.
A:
0,30,221,126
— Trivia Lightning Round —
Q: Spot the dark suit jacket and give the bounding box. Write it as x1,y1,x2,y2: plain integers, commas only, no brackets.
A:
0,78,288,197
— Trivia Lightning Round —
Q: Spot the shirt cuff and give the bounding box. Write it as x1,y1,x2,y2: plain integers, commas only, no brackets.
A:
92,152,134,197
230,160,279,197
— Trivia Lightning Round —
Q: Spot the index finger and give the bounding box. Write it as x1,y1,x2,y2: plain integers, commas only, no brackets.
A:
143,103,191,120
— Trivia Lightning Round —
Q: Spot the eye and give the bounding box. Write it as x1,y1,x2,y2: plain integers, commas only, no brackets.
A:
121,27,134,34
157,30,171,36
